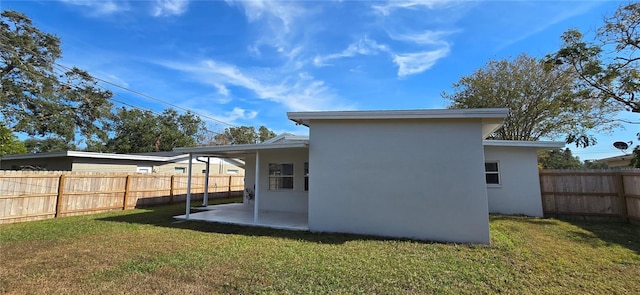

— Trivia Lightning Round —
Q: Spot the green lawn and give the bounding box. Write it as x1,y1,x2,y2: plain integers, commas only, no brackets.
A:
1,197,638,294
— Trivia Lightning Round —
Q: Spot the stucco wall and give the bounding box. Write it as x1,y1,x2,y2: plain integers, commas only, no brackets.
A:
308,119,490,244
483,145,544,217
244,148,309,213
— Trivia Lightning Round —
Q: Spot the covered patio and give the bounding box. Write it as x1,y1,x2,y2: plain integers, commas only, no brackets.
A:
174,203,308,230
173,136,310,231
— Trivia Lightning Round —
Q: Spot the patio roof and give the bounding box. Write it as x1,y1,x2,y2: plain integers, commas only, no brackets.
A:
174,141,309,158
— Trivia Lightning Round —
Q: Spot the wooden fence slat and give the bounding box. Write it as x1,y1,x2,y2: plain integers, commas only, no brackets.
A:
0,171,245,224
539,169,640,223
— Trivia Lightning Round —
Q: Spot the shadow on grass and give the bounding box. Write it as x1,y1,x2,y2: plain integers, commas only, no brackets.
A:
560,218,640,255
485,215,640,254
96,199,412,245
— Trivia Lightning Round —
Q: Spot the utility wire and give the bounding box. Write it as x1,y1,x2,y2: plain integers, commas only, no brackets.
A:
1,40,227,138
0,35,237,129
55,63,237,128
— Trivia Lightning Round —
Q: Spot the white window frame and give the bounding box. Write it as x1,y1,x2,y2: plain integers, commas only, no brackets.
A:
136,166,152,173
268,163,294,190
485,161,501,187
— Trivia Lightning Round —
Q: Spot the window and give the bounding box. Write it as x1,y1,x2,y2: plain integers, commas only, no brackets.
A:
485,162,500,185
174,167,186,174
269,163,294,190
137,166,152,173
227,169,239,174
304,162,309,191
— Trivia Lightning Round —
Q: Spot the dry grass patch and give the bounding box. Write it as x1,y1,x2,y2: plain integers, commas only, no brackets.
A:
1,198,638,294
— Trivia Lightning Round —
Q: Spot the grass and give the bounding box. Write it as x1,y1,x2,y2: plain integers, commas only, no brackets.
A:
1,197,639,294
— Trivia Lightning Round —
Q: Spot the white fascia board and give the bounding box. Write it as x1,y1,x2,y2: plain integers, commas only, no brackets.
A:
287,108,510,126
483,140,565,149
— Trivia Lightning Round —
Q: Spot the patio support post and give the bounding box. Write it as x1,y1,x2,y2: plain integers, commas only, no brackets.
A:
202,157,210,206
186,153,193,219
254,150,260,224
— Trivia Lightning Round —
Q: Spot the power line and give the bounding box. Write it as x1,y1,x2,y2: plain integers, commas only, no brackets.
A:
49,65,225,137
55,63,237,128
0,35,237,129
1,40,227,139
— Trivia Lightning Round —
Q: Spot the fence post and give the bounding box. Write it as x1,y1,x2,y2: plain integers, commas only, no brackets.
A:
169,175,175,204
55,174,66,218
615,172,629,223
228,175,232,198
123,175,131,210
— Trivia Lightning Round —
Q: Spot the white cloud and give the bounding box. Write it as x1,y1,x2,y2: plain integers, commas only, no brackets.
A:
226,0,305,50
158,59,349,111
152,0,189,17
388,30,455,46
314,37,390,66
393,47,450,77
226,107,258,121
214,83,230,96
497,2,598,50
372,0,451,16
60,0,127,15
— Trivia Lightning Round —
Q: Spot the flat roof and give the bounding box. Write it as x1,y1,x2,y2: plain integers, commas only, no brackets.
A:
287,108,509,126
288,108,509,138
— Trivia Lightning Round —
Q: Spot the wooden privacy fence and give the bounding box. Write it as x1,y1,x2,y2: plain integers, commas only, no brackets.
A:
0,171,244,224
540,169,640,224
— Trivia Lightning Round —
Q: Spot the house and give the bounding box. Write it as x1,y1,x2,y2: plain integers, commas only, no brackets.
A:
0,151,244,175
174,108,564,244
595,154,634,168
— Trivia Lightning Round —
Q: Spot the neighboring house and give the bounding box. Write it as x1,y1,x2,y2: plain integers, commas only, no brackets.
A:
0,151,244,175
596,154,634,169
175,108,564,244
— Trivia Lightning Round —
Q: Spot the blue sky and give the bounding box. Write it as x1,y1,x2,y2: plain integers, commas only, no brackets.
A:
2,0,637,160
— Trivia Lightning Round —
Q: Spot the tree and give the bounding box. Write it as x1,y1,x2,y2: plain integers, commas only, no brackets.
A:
584,160,608,169
443,54,619,147
551,3,640,113
24,136,76,153
1,10,113,149
259,125,276,143
0,123,26,156
103,108,206,153
538,148,584,169
215,125,276,145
